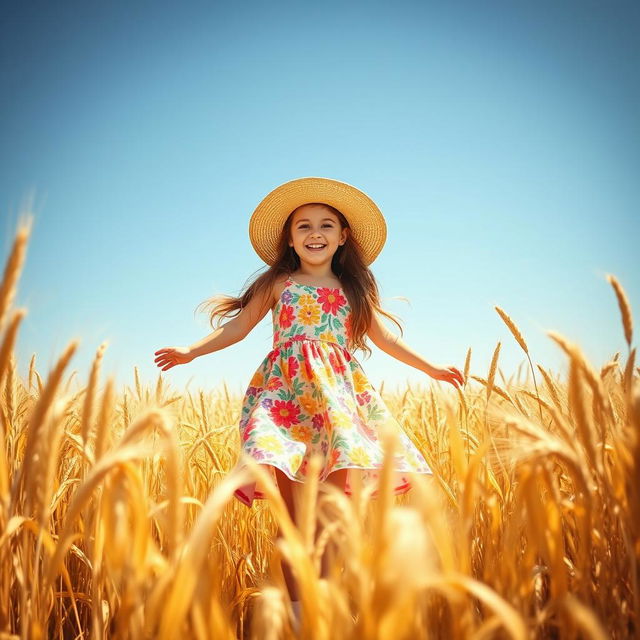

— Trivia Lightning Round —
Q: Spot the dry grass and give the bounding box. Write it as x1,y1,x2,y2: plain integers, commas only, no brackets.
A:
1,218,638,639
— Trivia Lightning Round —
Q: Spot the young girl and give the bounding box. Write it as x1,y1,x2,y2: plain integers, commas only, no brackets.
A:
154,176,464,628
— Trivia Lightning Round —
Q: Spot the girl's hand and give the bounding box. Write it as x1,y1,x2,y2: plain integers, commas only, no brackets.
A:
154,346,194,371
427,365,465,389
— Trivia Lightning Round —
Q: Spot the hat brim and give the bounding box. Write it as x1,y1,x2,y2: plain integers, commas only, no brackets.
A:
249,177,387,266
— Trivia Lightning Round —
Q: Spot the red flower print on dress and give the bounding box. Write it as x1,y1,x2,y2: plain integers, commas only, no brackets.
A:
270,399,300,428
344,315,352,340
357,391,372,406
328,351,346,376
326,447,341,472
266,376,283,391
311,412,324,431
302,354,314,383
242,416,259,442
279,304,295,329
322,408,333,435
283,355,299,382
316,288,346,316
363,423,377,439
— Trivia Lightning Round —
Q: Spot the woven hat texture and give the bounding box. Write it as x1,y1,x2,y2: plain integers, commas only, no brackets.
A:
248,177,387,266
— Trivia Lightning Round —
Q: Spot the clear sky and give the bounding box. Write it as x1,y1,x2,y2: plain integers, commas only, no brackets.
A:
2,0,638,397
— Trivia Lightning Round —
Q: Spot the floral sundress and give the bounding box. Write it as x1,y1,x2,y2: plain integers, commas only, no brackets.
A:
232,276,433,507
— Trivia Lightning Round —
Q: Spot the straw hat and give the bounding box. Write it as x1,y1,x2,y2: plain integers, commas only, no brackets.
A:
248,177,387,266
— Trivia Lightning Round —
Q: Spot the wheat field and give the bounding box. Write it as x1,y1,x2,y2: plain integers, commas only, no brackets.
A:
0,217,638,639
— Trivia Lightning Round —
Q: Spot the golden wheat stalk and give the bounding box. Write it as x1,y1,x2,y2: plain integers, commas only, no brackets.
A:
600,358,618,379
42,440,157,589
623,347,637,395
536,364,562,411
0,218,32,334
606,274,633,349
80,341,108,453
494,306,529,355
94,376,116,462
463,347,471,385
15,340,80,519
519,388,554,414
486,341,502,404
567,347,601,477
494,305,547,424
470,375,514,405
0,309,26,406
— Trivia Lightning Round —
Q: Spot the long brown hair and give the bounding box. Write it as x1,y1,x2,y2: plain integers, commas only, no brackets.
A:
195,203,404,359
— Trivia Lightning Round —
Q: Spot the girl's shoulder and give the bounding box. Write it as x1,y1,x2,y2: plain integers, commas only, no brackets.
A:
271,274,291,308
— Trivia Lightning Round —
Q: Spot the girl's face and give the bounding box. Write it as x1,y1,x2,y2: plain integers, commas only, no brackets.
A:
288,204,347,266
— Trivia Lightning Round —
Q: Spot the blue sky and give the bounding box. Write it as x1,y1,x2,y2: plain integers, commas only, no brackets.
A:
2,0,638,397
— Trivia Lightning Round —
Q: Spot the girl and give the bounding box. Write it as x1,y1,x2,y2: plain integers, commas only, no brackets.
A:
154,176,464,629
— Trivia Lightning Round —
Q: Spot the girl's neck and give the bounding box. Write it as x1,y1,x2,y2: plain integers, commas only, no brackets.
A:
294,267,335,279
292,268,342,286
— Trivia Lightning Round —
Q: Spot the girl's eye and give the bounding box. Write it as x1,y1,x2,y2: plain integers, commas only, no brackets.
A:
299,224,333,229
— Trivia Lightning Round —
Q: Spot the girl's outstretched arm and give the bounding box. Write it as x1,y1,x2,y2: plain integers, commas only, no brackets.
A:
367,311,464,389
154,282,273,371
188,283,274,359
154,322,245,371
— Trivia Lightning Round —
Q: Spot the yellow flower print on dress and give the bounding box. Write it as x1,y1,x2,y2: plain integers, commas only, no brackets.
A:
325,364,338,388
319,330,337,343
291,424,313,443
249,370,264,387
313,360,329,386
348,446,371,466
332,409,354,430
256,434,285,454
352,369,369,393
299,393,318,416
290,453,303,472
298,294,315,307
298,304,321,326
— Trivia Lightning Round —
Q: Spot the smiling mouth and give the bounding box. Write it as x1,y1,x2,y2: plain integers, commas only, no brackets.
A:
305,244,326,250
